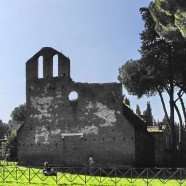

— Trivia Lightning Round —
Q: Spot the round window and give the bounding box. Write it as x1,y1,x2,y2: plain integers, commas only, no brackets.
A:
69,91,78,101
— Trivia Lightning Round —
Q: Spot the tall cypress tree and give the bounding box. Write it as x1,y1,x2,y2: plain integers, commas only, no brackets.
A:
124,97,130,106
136,105,141,116
143,101,153,126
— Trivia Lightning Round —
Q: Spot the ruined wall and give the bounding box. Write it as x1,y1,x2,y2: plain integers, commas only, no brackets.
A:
18,47,135,167
151,132,172,167
135,131,154,167
121,105,154,167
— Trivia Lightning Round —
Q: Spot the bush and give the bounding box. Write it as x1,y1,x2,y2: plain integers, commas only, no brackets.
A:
0,130,18,161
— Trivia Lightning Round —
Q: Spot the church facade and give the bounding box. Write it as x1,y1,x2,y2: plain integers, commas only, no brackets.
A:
17,47,153,167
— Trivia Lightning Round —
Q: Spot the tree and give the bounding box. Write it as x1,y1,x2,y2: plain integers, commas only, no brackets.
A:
118,7,186,165
143,101,153,126
0,130,17,161
149,0,186,42
0,121,10,139
138,8,186,156
9,104,26,131
1,104,26,161
136,105,141,116
122,94,131,106
124,97,130,106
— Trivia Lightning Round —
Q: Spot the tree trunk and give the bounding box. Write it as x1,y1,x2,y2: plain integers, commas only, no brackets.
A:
178,91,186,126
176,83,186,94
170,86,176,166
157,89,170,126
167,44,177,166
173,101,183,166
173,102,183,144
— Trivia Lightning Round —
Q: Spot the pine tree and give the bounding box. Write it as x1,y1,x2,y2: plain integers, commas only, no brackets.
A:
149,0,186,42
118,8,186,164
124,97,130,106
136,105,141,116
143,101,153,126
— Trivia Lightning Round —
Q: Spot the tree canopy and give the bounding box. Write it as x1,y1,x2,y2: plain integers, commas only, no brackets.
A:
118,7,186,164
0,121,10,139
149,0,186,42
0,104,26,161
9,104,26,131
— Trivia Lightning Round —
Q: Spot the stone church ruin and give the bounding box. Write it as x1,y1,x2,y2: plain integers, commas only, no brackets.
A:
17,47,154,167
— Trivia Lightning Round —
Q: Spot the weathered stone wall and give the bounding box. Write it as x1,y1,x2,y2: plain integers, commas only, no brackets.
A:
122,105,154,167
149,132,172,167
135,131,154,167
18,47,136,167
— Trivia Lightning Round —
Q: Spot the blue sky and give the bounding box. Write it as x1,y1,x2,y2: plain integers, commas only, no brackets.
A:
0,0,169,123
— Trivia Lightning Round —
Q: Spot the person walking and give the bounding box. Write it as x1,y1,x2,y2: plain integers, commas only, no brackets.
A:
89,155,94,175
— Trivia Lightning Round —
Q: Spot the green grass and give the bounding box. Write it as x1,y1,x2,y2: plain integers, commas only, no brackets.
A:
0,163,185,186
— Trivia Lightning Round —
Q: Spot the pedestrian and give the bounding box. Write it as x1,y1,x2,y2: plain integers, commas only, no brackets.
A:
89,155,94,175
43,162,51,175
43,162,56,176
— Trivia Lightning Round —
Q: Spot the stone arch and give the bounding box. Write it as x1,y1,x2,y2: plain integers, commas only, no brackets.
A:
53,54,58,77
26,47,71,80
38,56,43,78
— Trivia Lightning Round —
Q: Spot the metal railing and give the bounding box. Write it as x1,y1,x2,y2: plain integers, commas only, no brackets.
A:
0,164,185,185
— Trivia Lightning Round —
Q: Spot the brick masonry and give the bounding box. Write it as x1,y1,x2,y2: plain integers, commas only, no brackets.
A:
17,47,153,167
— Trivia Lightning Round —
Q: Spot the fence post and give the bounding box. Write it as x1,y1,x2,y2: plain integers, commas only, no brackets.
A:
147,168,149,186
163,168,165,184
85,167,87,186
114,168,117,186
70,168,72,185
29,167,31,183
16,166,17,183
179,168,182,186
3,165,5,183
56,170,58,184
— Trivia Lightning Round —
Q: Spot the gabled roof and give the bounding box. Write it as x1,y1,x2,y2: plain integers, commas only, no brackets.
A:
122,103,147,131
27,47,69,64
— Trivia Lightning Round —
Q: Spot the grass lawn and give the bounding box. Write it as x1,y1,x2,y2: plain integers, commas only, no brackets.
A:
0,162,185,186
